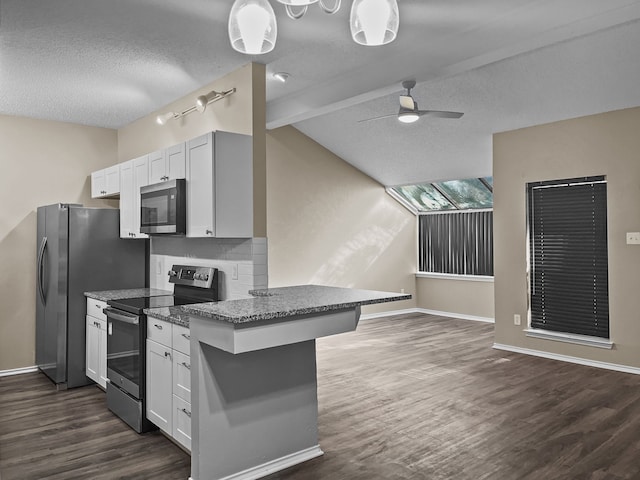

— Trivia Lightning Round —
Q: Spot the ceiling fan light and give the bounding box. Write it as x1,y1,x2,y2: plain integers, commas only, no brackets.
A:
398,111,419,124
350,0,399,46
228,0,277,55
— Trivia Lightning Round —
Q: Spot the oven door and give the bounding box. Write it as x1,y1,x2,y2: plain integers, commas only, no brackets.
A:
104,307,141,399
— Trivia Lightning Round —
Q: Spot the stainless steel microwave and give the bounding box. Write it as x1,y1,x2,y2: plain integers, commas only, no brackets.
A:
140,179,186,234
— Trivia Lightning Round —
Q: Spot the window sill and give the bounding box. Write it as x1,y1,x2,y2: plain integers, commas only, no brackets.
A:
416,272,494,283
524,329,613,350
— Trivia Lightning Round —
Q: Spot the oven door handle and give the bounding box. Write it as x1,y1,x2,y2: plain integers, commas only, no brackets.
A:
103,307,140,325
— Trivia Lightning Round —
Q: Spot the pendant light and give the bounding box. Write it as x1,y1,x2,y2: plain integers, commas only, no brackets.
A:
228,0,277,55
350,0,399,46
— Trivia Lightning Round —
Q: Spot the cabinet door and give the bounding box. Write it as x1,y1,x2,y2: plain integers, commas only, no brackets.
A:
104,165,120,195
173,395,192,451
132,155,149,239
85,316,100,384
173,350,191,403
166,142,186,180
119,160,134,238
146,339,173,434
215,132,253,238
91,170,106,198
98,319,108,389
186,133,215,237
148,150,165,185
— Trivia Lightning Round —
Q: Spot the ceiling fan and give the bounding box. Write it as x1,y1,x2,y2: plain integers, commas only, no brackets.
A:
358,80,464,124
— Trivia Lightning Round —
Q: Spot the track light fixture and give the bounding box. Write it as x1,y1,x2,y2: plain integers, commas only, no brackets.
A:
228,0,399,54
155,88,237,126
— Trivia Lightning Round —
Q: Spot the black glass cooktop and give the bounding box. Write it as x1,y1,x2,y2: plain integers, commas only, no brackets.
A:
107,295,204,315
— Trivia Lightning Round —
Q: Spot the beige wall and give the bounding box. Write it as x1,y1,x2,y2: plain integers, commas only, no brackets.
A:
494,106,640,368
416,277,494,319
0,115,118,371
266,126,417,314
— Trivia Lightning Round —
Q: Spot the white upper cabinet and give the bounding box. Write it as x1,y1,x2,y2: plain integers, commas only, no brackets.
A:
149,143,186,185
133,155,150,239
120,155,149,239
186,131,254,238
91,165,120,198
119,160,134,239
215,132,253,238
148,150,165,185
186,133,215,238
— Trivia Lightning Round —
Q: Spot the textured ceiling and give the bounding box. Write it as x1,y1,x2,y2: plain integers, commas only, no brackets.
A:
2,0,640,185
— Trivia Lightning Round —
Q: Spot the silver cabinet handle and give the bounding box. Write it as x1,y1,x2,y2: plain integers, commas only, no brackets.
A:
205,229,213,235
181,362,190,370
95,304,101,309
181,408,191,418
164,351,172,359
154,324,163,330
181,333,190,340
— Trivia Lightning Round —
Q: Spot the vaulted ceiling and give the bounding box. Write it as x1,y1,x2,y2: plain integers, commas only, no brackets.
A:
2,0,640,185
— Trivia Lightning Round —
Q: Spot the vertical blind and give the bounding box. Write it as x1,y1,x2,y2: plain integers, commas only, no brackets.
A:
528,176,609,338
419,211,493,276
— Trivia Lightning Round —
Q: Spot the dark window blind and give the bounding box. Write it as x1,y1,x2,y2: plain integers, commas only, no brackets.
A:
528,177,609,338
419,211,493,276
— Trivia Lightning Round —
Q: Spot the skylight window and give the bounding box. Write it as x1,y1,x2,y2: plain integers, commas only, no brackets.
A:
388,177,493,213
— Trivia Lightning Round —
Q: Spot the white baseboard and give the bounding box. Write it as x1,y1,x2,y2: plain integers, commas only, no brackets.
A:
190,445,323,480
360,308,419,320
0,366,38,377
415,308,494,323
493,343,640,375
360,307,494,323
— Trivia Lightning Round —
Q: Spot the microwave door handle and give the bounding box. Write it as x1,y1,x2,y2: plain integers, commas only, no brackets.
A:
37,236,48,304
103,307,140,325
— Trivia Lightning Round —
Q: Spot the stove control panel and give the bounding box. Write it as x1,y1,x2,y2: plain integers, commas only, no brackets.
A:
169,265,217,289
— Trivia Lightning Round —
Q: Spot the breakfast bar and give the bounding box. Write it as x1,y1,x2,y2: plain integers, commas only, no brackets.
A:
173,285,410,480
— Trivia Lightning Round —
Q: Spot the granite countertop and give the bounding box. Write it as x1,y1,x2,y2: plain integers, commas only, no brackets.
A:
144,306,192,328
145,285,411,326
84,288,172,302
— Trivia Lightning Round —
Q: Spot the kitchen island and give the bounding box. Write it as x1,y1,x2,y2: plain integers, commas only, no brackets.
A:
148,285,410,480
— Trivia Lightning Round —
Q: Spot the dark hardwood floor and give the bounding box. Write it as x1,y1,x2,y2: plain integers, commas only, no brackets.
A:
2,313,640,480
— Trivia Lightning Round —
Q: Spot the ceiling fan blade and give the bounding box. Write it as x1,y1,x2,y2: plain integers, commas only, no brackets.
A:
399,95,415,110
417,110,464,119
357,113,398,123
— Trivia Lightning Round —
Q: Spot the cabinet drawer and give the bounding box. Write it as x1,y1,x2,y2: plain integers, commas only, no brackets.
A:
172,350,191,403
86,298,107,321
172,324,190,355
147,318,172,347
172,395,192,451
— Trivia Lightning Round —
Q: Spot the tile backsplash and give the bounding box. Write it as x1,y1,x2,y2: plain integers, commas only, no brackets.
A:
149,237,268,300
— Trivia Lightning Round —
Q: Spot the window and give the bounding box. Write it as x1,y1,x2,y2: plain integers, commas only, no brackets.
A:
419,211,493,276
528,176,609,338
388,177,493,213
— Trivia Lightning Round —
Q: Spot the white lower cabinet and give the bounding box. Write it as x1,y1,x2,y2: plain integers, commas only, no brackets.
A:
86,299,107,389
146,338,173,434
146,318,192,451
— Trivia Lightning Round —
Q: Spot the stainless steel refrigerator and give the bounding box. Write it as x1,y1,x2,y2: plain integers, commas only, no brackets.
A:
36,204,147,389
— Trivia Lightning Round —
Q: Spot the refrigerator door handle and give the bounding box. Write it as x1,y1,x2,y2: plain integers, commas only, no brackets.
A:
37,236,48,304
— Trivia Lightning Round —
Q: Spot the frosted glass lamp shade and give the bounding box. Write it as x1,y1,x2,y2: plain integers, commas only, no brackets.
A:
229,0,277,55
350,0,399,46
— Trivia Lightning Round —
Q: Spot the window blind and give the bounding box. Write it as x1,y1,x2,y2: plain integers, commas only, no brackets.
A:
418,211,493,276
528,176,609,338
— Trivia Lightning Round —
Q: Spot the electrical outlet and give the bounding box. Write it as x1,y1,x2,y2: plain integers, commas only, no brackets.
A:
232,264,238,280
156,259,163,276
401,288,405,294
514,314,521,326
626,232,640,244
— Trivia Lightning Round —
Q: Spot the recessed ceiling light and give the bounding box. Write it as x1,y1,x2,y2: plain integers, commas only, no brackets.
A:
273,72,290,83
